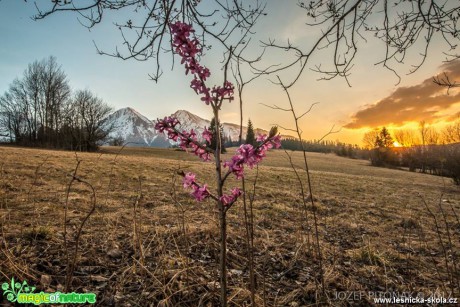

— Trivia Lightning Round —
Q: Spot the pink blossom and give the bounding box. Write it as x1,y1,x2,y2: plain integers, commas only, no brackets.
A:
190,78,209,95
219,187,242,205
192,184,210,201
271,135,282,148
170,21,235,105
154,116,211,162
193,145,211,161
219,194,234,206
167,131,179,142
181,172,210,201
231,187,242,198
236,144,258,167
190,79,211,104
183,172,196,188
201,93,213,105
223,155,245,179
179,129,197,149
197,65,210,80
256,133,267,142
155,116,181,141
202,127,212,143
154,116,180,132
211,81,235,102
224,134,282,179
170,21,194,39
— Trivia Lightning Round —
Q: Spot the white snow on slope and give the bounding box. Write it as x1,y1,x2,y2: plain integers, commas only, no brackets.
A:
104,107,272,147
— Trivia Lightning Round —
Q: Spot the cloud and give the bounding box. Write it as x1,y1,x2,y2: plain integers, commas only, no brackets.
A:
447,111,460,121
346,61,460,129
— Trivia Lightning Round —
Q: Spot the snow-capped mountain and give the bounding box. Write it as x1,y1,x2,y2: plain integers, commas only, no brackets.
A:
103,107,271,147
170,110,258,142
221,121,269,142
169,110,210,139
102,107,159,146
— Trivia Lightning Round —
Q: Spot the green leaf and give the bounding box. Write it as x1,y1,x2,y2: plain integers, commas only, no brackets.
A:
10,278,15,295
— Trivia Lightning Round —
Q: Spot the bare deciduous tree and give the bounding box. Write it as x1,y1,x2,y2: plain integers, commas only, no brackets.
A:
443,118,460,143
394,128,420,147
72,89,114,151
362,128,380,149
0,56,70,145
0,57,113,150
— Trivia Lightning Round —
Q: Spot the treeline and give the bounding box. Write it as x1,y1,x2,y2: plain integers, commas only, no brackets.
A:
275,123,460,185
366,125,460,185
0,57,113,151
220,118,368,159
219,120,366,159
281,138,367,158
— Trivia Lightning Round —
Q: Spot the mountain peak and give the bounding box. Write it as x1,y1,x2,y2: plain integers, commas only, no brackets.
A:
173,109,198,119
172,109,209,127
173,109,190,115
104,107,275,147
117,107,151,123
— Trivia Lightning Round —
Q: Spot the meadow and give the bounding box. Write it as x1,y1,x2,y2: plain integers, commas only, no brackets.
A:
0,145,459,306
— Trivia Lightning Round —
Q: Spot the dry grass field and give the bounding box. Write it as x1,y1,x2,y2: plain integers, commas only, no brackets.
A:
0,145,459,306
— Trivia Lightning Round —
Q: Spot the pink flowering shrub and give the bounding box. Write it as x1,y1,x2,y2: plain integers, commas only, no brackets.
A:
155,21,281,206
157,20,281,306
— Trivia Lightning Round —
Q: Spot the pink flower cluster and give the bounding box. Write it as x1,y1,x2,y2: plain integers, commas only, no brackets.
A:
154,117,212,161
202,127,212,143
220,187,242,206
165,22,281,208
154,116,180,135
170,21,234,105
224,134,282,179
183,172,210,201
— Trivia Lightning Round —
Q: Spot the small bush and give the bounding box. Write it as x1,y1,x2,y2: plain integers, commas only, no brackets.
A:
109,136,125,146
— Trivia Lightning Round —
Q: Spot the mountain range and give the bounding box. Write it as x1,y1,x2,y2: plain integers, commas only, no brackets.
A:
102,107,273,147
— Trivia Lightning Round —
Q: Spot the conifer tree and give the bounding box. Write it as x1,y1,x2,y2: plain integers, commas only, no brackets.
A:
371,127,397,166
375,127,394,148
245,119,255,146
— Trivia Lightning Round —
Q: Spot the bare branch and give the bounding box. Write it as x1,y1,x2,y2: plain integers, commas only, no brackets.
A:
255,0,460,87
32,0,267,82
433,72,460,94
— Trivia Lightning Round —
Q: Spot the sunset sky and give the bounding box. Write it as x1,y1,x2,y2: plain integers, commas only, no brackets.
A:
1,1,459,145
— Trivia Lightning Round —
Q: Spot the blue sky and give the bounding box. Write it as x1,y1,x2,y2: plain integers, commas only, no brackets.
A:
1,1,459,144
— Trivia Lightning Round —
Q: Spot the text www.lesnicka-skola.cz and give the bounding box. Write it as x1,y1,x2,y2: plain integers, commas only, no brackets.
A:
373,296,457,304
333,291,458,304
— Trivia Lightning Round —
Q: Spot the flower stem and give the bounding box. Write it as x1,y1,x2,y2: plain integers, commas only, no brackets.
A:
213,107,227,306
